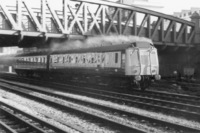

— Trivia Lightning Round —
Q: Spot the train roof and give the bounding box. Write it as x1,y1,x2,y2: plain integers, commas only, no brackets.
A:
15,51,50,57
16,41,153,57
52,41,153,54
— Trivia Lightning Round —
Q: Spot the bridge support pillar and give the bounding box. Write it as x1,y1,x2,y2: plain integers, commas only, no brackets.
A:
191,12,200,48
190,12,200,79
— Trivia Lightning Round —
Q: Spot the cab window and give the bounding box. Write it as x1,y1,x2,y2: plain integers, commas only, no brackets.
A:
115,53,118,63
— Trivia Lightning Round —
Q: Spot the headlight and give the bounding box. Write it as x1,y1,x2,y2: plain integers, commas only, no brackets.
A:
133,70,138,74
151,69,156,74
155,74,161,80
135,75,141,81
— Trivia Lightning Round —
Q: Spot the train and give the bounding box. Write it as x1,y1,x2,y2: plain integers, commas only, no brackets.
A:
13,40,161,90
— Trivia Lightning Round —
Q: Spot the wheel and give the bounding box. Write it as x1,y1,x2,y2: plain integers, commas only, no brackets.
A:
128,77,138,90
140,77,151,91
140,82,148,91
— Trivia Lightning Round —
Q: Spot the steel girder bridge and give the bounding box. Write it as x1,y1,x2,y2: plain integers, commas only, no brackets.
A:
0,0,197,48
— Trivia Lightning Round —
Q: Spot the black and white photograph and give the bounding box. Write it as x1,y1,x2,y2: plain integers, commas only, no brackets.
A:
0,0,200,132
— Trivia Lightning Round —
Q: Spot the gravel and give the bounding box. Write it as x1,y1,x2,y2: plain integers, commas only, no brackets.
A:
53,90,200,129
0,87,172,133
16,81,200,130
0,89,115,133
1,80,200,132
0,96,80,133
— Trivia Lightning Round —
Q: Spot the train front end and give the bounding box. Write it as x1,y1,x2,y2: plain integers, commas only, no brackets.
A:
125,42,161,90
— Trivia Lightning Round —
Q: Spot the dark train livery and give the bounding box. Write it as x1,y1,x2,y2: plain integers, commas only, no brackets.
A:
14,41,161,90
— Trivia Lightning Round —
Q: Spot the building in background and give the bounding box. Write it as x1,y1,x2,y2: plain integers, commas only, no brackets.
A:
173,7,200,21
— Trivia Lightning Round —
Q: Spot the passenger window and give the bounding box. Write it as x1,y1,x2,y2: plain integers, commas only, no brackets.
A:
38,57,40,63
115,53,118,63
57,57,59,63
43,57,46,63
91,57,94,63
64,56,68,63
76,57,78,63
57,57,60,63
59,56,63,63
69,56,71,63
63,57,65,63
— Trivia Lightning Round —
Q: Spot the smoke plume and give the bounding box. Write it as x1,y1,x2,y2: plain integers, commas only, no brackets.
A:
50,35,152,51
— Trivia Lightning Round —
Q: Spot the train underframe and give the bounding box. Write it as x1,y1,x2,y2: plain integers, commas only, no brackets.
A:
15,69,152,91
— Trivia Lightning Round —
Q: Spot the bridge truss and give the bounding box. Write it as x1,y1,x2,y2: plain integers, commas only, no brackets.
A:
0,0,196,47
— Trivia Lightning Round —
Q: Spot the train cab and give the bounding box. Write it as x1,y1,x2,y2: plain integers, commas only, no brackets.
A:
125,42,161,89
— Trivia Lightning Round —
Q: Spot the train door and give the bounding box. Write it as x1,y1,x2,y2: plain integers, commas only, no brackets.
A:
139,48,159,76
139,49,151,75
149,49,159,75
125,48,140,75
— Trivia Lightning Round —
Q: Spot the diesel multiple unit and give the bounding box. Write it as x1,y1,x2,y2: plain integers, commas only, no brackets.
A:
14,41,160,90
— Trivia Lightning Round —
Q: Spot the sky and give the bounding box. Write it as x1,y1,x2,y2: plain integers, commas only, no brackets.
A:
151,0,200,14
2,0,200,15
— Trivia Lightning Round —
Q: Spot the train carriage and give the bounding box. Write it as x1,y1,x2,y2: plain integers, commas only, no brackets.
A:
14,41,160,90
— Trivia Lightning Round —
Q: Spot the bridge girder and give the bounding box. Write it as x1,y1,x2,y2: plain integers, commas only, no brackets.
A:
0,0,196,47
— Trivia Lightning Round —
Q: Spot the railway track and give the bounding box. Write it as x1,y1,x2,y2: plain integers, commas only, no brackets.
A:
2,73,200,104
0,76,200,132
0,101,74,133
152,79,200,96
1,74,200,122
0,80,146,133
